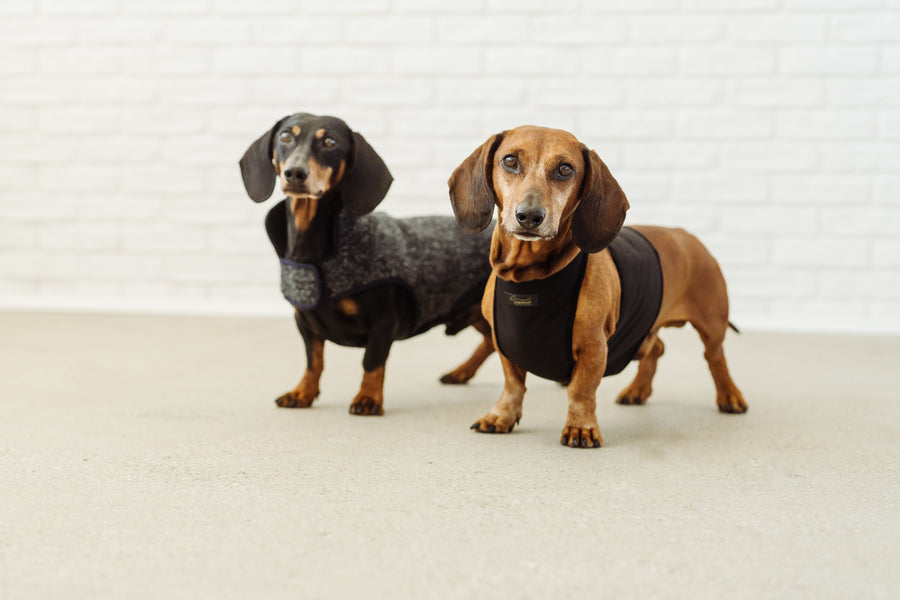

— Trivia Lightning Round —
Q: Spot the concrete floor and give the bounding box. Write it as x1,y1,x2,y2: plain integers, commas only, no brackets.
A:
1,311,898,599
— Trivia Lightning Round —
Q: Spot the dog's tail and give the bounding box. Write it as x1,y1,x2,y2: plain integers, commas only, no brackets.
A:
728,321,741,334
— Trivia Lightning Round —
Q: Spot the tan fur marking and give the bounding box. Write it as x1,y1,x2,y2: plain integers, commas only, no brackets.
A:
337,298,359,316
334,159,346,185
292,126,301,136
275,333,324,408
290,196,319,232
315,128,325,139
305,157,333,197
350,366,386,415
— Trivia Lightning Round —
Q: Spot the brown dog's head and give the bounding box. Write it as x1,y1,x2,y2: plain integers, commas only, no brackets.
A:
448,125,629,254
239,113,393,222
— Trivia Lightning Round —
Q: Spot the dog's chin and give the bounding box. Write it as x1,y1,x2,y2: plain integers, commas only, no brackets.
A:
506,228,556,243
283,188,325,200
513,233,544,242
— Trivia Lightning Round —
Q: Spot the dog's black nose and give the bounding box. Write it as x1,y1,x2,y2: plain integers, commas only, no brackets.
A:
284,166,309,183
515,204,545,229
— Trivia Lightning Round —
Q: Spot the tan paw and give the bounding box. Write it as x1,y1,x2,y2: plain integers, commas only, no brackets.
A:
349,395,384,416
560,424,603,448
717,387,748,414
275,389,318,408
439,368,473,385
616,383,652,406
470,412,519,434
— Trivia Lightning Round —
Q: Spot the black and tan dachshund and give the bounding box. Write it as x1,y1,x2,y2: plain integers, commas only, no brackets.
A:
240,113,495,415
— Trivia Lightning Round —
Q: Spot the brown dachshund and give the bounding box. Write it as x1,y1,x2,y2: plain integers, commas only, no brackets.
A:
449,125,747,448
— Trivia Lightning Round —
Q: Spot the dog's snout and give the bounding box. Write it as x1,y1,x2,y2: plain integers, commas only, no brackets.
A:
515,203,546,229
284,166,309,183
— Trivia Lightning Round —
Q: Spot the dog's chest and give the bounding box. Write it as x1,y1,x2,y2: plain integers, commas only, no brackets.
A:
493,227,664,382
493,252,588,384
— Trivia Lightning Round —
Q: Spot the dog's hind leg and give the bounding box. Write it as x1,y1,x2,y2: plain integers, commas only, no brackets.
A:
651,227,747,414
276,323,324,408
440,319,495,384
690,313,747,414
616,332,665,406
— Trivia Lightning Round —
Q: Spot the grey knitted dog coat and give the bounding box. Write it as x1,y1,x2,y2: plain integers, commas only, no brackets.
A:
280,209,493,335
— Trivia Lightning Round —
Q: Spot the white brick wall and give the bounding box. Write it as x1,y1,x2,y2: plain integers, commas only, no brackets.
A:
1,1,899,333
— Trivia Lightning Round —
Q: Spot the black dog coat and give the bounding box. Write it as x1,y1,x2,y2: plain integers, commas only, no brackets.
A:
271,200,493,335
493,227,663,383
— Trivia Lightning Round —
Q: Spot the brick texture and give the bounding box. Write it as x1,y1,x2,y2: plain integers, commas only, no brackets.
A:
1,2,898,333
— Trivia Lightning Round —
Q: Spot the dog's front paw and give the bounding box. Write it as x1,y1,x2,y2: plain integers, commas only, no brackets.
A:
560,423,603,448
349,395,384,416
717,387,748,414
275,390,318,408
470,412,519,434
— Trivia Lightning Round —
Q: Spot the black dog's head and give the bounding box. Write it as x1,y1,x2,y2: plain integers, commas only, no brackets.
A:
239,113,393,218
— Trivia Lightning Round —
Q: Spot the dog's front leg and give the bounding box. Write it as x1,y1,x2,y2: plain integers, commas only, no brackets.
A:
348,316,397,416
276,321,324,408
471,353,526,433
561,341,607,448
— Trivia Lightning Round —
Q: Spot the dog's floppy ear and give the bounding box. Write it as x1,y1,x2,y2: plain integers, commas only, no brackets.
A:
264,199,289,258
338,131,393,217
572,148,629,253
239,116,288,203
448,133,504,234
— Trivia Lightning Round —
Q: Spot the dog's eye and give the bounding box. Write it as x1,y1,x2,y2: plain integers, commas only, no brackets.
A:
502,155,519,172
278,131,293,144
323,136,337,149
555,163,574,179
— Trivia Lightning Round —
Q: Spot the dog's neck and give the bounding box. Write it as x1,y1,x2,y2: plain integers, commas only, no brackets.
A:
490,224,581,283
285,191,344,263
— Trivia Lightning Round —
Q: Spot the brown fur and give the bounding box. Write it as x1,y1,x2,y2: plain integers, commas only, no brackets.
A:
290,196,319,232
450,126,746,448
440,320,495,385
337,297,359,316
350,366,386,415
304,157,333,198
334,159,346,186
276,333,324,408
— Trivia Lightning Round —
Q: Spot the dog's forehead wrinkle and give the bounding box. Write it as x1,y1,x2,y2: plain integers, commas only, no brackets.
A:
500,130,582,171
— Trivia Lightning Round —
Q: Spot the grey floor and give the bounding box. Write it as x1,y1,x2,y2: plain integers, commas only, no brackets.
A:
1,311,898,599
